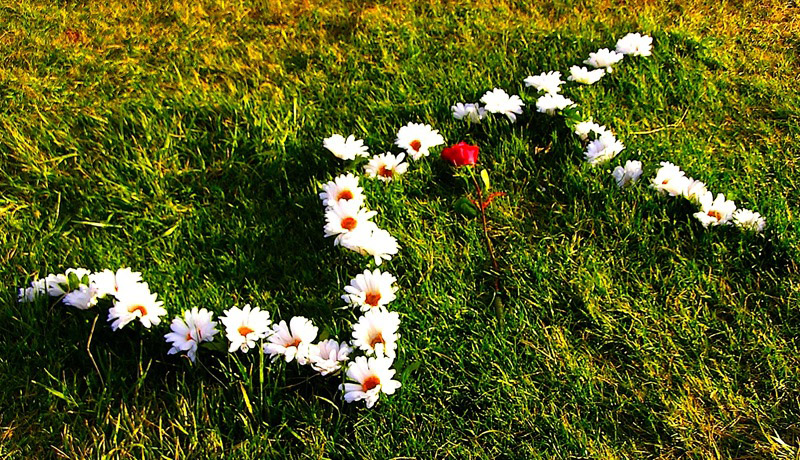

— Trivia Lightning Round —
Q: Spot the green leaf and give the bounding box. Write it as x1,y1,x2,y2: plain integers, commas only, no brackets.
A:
453,197,479,218
480,169,491,192
67,272,80,290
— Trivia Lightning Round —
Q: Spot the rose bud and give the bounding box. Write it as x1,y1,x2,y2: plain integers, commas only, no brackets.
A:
441,141,479,166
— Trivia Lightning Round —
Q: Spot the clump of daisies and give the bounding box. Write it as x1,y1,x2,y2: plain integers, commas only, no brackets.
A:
650,162,766,232
18,267,168,331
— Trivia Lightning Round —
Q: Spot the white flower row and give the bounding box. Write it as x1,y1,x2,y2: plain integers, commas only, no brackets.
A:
18,267,168,330
317,124,437,407
652,162,766,231
451,33,652,126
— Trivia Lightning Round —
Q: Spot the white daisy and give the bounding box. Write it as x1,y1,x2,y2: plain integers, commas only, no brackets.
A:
323,134,369,161
263,316,318,364
395,123,444,161
342,269,398,312
18,278,47,303
683,179,709,205
480,88,524,122
90,267,145,300
567,65,606,84
732,209,766,233
319,173,365,208
451,103,486,122
651,162,691,197
63,284,99,310
308,339,353,376
583,48,624,73
45,273,69,297
324,200,378,245
523,71,564,94
351,309,400,359
694,193,737,227
612,160,643,187
340,227,400,266
536,93,575,115
340,356,401,408
164,307,219,362
219,304,272,353
107,284,167,330
616,33,653,57
46,267,91,297
585,133,625,165
363,152,409,182
574,121,609,141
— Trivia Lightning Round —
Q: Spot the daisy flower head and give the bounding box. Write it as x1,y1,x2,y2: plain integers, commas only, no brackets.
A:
395,123,444,161
451,103,486,123
683,179,709,205
585,133,625,165
583,48,624,73
568,65,606,84
616,32,653,57
18,278,47,303
342,268,398,312
340,355,401,408
612,160,643,187
107,284,167,331
219,304,272,353
364,152,409,182
45,273,69,297
523,71,564,94
352,309,401,359
651,162,691,197
694,192,737,227
90,267,145,300
574,120,609,141
324,200,378,245
308,339,353,376
340,227,400,266
264,316,319,364
164,307,219,362
536,93,575,115
319,173,365,208
323,134,369,161
63,284,99,310
732,208,766,233
480,88,524,122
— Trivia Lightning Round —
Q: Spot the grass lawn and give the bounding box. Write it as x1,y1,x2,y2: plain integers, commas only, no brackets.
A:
2,0,800,457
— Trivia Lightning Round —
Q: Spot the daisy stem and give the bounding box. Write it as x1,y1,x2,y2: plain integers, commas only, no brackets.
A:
468,167,501,294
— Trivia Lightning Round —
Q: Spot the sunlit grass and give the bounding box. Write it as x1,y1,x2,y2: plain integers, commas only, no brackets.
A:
1,0,799,458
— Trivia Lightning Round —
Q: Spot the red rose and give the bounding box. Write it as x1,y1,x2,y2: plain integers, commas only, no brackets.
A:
441,141,479,166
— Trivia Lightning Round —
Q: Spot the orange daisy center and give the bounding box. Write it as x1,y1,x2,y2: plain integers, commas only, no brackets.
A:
365,291,381,307
707,210,722,221
337,189,354,201
362,375,381,392
341,217,358,230
378,166,393,178
128,305,148,316
369,332,385,348
291,338,302,347
238,326,254,337
410,139,422,152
